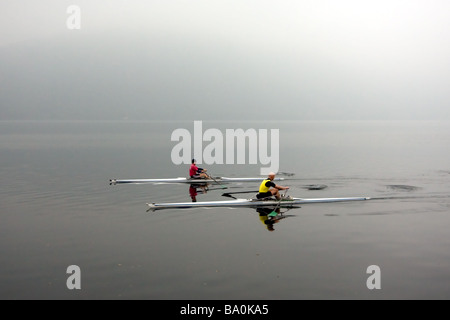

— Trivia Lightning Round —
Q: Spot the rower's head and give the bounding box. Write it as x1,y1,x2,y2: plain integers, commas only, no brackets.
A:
268,172,276,180
192,159,196,164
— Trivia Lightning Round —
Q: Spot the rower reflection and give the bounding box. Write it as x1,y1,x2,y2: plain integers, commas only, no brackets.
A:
189,184,208,202
256,207,289,232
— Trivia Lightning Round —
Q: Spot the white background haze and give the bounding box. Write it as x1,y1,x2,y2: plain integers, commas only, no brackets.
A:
1,0,450,121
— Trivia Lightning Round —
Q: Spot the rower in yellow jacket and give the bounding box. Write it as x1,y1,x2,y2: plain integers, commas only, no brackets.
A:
256,172,289,200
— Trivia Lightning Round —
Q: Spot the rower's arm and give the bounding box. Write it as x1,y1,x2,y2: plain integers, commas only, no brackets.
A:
275,185,289,190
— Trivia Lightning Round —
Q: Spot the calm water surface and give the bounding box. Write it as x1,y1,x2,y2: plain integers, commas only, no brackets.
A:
1,120,449,299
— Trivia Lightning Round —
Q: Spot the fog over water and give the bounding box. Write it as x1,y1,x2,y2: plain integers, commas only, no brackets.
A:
1,1,450,121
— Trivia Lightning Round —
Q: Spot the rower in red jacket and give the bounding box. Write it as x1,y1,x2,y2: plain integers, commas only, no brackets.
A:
189,159,210,179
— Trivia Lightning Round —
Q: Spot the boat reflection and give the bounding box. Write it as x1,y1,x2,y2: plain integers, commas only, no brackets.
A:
188,183,235,202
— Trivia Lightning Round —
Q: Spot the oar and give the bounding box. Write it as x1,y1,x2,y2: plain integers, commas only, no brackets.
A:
268,189,288,217
222,190,259,198
207,172,228,190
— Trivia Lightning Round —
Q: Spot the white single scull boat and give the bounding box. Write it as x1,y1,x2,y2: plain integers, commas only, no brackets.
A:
147,196,370,210
110,177,284,185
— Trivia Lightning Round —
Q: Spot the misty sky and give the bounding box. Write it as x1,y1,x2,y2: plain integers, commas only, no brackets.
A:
1,0,450,121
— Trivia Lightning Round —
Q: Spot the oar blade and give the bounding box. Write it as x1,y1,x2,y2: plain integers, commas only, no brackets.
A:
268,211,278,217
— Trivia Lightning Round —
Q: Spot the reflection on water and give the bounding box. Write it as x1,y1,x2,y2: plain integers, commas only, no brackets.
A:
189,184,209,202
256,207,294,232
189,183,297,232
